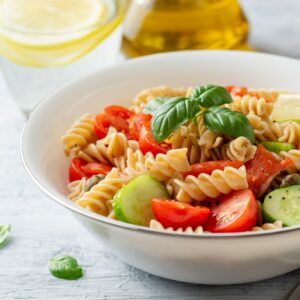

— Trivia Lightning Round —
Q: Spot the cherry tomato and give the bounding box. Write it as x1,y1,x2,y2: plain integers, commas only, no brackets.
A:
203,189,258,233
139,125,171,156
128,113,152,141
94,106,133,139
152,198,210,230
69,158,87,182
246,145,293,197
104,105,133,119
183,161,244,178
81,162,112,177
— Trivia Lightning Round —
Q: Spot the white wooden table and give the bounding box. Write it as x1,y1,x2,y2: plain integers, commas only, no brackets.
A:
1,1,300,299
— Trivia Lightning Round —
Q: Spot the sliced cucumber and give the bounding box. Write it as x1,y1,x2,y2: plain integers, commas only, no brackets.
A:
113,175,170,226
261,141,295,154
262,185,300,226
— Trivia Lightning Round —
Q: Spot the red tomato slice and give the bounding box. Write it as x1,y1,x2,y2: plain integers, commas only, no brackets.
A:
183,161,244,178
139,125,171,156
94,112,130,139
152,198,210,230
246,145,293,197
81,162,112,177
204,189,258,233
104,105,133,119
230,87,249,97
69,157,87,182
128,113,152,141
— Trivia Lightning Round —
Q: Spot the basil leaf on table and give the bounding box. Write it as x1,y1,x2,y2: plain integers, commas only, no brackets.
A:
48,255,83,280
143,97,172,115
151,97,201,143
0,224,11,246
204,106,255,143
192,85,233,107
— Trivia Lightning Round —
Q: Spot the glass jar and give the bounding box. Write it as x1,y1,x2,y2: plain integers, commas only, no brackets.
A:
122,0,249,57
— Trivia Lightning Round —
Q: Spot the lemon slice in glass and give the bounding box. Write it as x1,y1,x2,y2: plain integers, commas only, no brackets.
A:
270,94,300,124
0,0,111,45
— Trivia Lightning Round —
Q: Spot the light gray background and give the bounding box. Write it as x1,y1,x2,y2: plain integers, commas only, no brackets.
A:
1,1,300,299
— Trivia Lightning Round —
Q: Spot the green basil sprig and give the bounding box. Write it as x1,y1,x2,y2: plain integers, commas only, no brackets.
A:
48,255,83,280
143,84,255,143
191,85,233,107
0,224,11,246
204,106,255,143
151,97,201,143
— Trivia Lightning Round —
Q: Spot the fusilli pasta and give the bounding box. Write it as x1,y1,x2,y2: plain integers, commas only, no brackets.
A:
251,221,283,231
130,86,189,113
62,114,96,155
150,220,204,234
213,137,257,162
174,166,248,202
75,168,131,216
225,95,274,119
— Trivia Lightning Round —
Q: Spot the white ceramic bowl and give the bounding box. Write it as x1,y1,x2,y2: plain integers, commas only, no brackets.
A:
21,51,300,284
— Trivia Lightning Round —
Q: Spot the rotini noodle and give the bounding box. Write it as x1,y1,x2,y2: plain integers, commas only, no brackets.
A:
279,149,300,171
225,95,274,119
75,168,131,216
62,114,96,155
213,137,257,162
175,166,248,202
251,221,283,231
278,121,300,146
130,86,189,113
150,220,204,234
145,148,191,182
68,177,87,201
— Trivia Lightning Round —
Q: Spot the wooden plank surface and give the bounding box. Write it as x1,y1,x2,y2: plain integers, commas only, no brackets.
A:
1,1,300,299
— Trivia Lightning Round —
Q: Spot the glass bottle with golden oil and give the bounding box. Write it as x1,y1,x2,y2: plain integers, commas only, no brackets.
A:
122,0,249,57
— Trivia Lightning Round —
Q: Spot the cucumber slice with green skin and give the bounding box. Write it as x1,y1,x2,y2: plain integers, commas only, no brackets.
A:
113,175,170,226
261,141,295,154
262,185,300,226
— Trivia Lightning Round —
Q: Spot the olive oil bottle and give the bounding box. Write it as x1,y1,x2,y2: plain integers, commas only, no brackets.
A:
122,0,249,57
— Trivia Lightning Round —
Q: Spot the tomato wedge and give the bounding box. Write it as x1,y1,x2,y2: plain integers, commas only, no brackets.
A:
69,157,87,182
183,161,244,178
204,189,258,233
246,144,293,197
81,162,112,177
94,106,133,139
128,113,152,141
139,124,171,156
152,198,210,230
226,86,249,97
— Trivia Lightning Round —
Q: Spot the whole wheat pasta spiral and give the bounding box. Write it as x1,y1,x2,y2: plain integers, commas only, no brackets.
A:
75,168,131,216
61,114,96,155
248,88,282,102
68,177,87,201
213,137,257,162
145,148,191,182
78,127,139,171
175,166,248,203
225,95,274,119
278,121,300,146
130,86,189,113
251,221,283,231
171,124,201,164
150,220,204,234
124,148,154,178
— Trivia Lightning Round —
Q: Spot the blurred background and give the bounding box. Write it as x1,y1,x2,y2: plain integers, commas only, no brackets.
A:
0,0,299,115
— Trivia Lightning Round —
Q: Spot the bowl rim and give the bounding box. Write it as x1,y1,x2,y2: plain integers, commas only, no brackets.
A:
21,50,300,239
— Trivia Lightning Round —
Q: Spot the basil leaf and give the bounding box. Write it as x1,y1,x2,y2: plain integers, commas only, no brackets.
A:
192,85,233,107
48,255,83,280
204,106,255,143
143,97,171,115
0,224,11,246
151,97,200,142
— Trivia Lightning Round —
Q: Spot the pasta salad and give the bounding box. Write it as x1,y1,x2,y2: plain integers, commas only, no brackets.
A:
62,85,300,234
